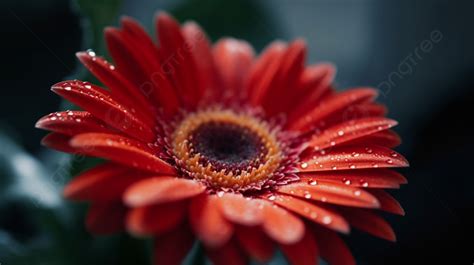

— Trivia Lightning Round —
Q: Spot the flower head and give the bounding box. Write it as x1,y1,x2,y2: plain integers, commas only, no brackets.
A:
36,12,408,265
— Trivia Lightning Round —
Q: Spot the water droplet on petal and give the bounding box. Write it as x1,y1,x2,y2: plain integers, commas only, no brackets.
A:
308,180,318,186
300,162,308,169
354,190,361,196
337,130,345,136
322,216,332,224
87,49,96,57
344,179,352,185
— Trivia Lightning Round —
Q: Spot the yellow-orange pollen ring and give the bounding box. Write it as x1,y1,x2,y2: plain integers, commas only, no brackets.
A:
172,109,284,190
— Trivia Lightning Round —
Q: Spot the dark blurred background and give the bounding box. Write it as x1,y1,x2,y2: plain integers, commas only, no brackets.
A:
1,0,473,264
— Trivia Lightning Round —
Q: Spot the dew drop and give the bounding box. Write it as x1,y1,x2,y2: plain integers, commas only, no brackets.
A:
64,86,72,91
349,164,356,169
337,130,345,136
322,216,332,224
386,159,393,164
304,193,312,199
87,49,96,57
310,212,318,219
354,190,361,196
300,162,308,169
308,180,318,186
268,195,276,201
362,182,369,187
344,179,351,185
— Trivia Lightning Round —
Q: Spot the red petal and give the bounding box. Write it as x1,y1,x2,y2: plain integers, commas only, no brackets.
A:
70,133,175,174
86,202,126,234
247,41,287,105
124,176,205,207
288,88,378,131
340,208,396,241
217,193,265,226
189,195,233,247
262,39,307,115
41,133,76,153
121,16,161,66
105,26,179,116
269,194,349,233
154,225,194,265
306,117,398,151
369,190,405,215
298,145,409,172
64,163,149,201
280,227,319,265
298,169,407,189
312,226,355,265
127,201,187,236
278,181,380,209
213,38,254,102
347,129,402,148
261,201,305,244
235,226,274,262
206,240,247,265
287,64,336,123
76,51,157,125
36,111,110,136
182,21,220,104
51,80,155,142
319,103,388,131
156,12,200,108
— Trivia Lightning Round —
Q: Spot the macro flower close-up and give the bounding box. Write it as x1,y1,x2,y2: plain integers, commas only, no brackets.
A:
3,1,473,265
34,12,409,265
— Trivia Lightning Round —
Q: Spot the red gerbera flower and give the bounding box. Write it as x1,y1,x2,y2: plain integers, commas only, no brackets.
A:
36,12,408,265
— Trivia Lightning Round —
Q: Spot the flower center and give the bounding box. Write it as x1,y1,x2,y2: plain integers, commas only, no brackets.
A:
171,109,284,191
